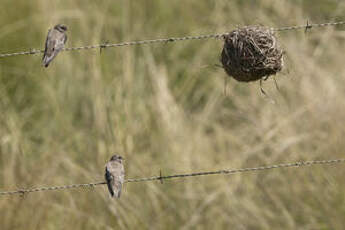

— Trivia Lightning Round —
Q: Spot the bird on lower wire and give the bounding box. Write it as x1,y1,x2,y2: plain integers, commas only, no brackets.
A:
105,154,125,198
42,24,68,67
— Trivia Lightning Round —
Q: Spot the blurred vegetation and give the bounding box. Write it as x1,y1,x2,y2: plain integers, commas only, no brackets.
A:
1,0,345,229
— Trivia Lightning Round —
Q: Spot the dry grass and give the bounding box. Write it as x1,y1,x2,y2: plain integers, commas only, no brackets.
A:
1,0,345,229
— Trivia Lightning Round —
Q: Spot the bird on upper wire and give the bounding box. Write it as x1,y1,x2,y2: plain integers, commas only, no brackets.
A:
42,24,68,67
105,154,125,198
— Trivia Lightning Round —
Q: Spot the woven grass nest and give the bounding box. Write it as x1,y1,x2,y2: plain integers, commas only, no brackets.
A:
221,26,283,82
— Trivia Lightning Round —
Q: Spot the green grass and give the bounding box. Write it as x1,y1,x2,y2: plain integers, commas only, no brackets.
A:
1,0,345,229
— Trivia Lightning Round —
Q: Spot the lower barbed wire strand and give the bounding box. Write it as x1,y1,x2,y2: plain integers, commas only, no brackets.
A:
63,33,226,52
126,159,345,182
1,20,345,58
0,182,106,196
1,159,344,196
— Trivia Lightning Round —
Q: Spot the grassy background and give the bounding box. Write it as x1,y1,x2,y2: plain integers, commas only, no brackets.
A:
1,0,345,229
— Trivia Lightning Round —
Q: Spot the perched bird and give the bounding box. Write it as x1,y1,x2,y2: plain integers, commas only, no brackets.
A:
42,24,68,67
105,154,125,198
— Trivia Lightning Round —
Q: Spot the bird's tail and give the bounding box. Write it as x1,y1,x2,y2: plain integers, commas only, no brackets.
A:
42,54,55,68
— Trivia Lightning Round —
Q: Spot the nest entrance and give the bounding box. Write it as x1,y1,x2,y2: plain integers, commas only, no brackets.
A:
221,26,283,82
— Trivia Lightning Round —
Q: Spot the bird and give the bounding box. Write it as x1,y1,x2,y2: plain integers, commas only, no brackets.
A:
42,24,68,67
105,154,125,198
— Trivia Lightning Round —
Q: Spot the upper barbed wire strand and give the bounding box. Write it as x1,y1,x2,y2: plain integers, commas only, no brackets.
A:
0,20,345,58
1,158,344,196
274,21,345,32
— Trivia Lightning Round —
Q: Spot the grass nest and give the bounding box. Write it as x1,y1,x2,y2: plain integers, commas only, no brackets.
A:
221,26,283,82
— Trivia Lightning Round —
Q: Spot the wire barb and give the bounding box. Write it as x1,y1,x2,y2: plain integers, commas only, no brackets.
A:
1,159,344,196
305,20,313,33
159,170,164,184
1,20,345,59
99,40,109,54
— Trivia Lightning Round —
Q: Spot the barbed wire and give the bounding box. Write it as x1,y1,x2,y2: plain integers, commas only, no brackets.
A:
0,20,345,59
0,158,344,196
273,20,345,32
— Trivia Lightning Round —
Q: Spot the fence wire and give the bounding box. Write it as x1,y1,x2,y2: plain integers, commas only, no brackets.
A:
0,158,344,196
0,20,345,58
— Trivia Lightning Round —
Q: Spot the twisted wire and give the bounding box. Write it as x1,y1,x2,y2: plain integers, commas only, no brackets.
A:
1,158,344,196
0,20,345,58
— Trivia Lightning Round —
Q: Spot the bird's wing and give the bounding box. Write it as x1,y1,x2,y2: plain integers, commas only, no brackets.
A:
64,34,67,44
42,29,62,67
105,165,115,197
43,29,55,60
